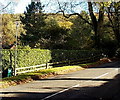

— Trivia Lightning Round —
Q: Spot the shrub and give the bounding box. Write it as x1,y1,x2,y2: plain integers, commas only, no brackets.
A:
2,49,102,77
2,49,51,70
50,49,102,62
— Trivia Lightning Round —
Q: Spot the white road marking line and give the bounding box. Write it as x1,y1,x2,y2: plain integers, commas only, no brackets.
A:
41,68,118,100
94,73,109,79
94,68,118,79
41,84,79,100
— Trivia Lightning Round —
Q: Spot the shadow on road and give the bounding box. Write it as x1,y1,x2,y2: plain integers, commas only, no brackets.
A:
1,74,120,100
89,61,120,68
39,78,113,81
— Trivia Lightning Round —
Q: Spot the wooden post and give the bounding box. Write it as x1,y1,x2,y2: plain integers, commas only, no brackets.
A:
68,60,70,65
46,63,49,69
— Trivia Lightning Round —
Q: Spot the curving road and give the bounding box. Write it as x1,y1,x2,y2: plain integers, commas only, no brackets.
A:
0,61,120,100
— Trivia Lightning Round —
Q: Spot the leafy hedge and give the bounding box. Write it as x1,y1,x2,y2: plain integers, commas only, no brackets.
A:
2,49,51,70
2,49,102,71
51,50,102,62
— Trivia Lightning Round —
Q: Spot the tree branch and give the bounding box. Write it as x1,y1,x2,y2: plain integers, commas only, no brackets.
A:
103,24,113,28
107,7,114,27
56,0,92,26
56,11,92,26
98,3,104,23
0,2,11,12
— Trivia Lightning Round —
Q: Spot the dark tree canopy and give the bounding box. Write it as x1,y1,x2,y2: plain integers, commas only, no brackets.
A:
107,2,120,47
20,2,46,48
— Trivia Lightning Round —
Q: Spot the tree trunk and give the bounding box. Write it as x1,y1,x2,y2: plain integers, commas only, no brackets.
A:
113,28,120,46
88,2,99,48
88,2,104,49
114,5,120,47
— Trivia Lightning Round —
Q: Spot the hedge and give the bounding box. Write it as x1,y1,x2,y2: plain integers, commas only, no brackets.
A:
51,50,101,62
2,49,51,71
2,49,102,71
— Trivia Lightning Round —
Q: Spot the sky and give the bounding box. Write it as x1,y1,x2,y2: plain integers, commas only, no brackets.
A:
14,0,86,14
14,0,31,13
0,0,88,14
0,0,31,13
0,0,119,14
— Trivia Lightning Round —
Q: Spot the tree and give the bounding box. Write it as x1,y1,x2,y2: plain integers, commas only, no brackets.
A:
2,14,23,48
66,11,93,50
20,2,46,48
107,2,120,47
55,1,110,49
88,2,105,48
44,17,69,49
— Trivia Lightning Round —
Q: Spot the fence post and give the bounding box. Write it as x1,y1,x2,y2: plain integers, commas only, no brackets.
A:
46,63,49,69
68,60,70,65
14,69,16,76
14,49,17,76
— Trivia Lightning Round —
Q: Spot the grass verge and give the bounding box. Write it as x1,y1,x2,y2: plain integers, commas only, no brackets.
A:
1,66,83,88
1,59,110,88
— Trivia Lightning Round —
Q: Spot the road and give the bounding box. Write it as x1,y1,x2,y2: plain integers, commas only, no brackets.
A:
0,61,120,100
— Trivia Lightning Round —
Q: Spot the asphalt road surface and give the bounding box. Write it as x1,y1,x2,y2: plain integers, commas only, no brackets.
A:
0,61,120,100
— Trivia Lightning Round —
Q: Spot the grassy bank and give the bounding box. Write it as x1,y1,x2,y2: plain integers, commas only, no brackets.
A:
1,59,110,88
1,66,84,88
